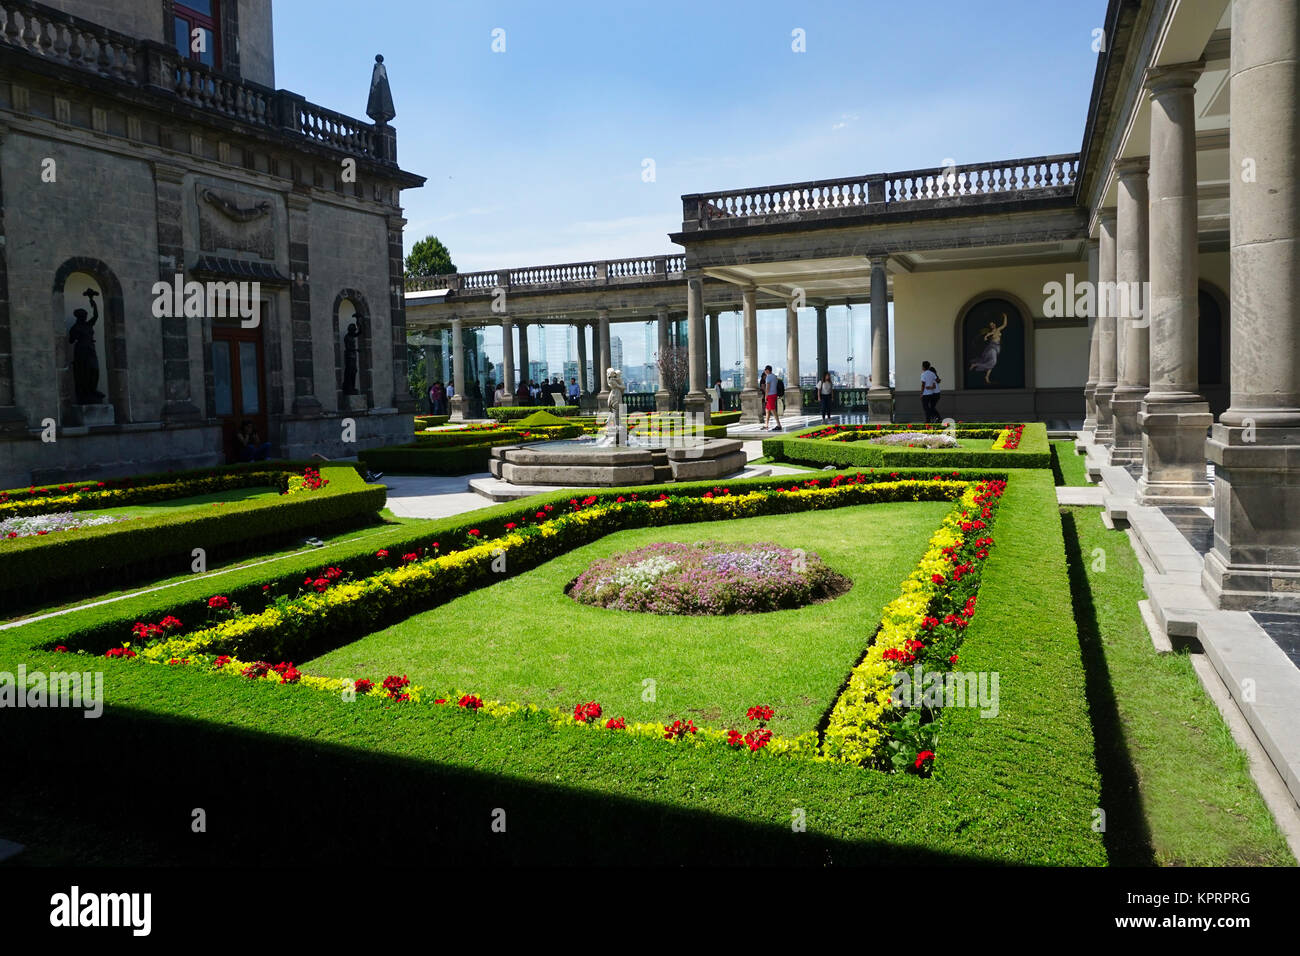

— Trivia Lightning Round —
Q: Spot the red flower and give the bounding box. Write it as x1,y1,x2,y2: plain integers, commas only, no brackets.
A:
54,645,67,653
105,647,136,659
158,615,183,631
382,675,410,699
213,655,232,669
468,529,481,537
573,700,603,723
931,573,946,585
604,716,626,730
402,552,419,563
663,719,697,740
915,749,936,769
458,694,484,710
746,704,774,723
725,729,744,748
207,595,231,610
376,549,389,558
744,728,773,751
949,654,959,664
355,678,374,694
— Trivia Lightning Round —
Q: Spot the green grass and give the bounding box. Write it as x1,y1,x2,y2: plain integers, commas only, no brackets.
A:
304,502,952,735
1051,441,1089,487
0,468,1107,865
87,485,283,518
1061,506,1294,865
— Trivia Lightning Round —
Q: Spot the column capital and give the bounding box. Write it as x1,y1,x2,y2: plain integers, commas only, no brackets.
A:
868,255,889,269
1145,61,1204,96
1097,206,1118,229
1114,156,1150,179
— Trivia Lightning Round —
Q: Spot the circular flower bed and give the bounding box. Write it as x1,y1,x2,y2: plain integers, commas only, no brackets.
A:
868,432,959,448
568,540,850,615
0,511,122,540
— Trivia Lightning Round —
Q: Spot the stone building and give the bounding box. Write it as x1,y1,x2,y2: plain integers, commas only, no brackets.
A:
0,0,424,487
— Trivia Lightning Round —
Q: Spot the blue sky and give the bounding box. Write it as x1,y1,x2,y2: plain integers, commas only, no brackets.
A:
274,0,1106,378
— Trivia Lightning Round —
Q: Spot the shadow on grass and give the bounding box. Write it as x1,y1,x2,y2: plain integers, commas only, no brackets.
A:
1059,508,1156,865
1049,444,1067,487
1,704,1009,867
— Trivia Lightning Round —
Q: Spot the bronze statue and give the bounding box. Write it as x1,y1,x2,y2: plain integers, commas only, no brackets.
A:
68,289,104,404
342,322,360,395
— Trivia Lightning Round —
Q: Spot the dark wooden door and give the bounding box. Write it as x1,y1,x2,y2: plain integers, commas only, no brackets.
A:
211,320,269,462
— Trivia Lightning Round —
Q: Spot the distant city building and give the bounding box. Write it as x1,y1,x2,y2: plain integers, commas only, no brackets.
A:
611,336,624,373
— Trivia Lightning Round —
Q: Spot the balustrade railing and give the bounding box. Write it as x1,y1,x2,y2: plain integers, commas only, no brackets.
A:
406,254,686,295
0,0,388,163
684,154,1080,229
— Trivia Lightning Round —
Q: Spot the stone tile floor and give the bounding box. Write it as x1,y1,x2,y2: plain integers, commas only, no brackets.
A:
1251,613,1300,669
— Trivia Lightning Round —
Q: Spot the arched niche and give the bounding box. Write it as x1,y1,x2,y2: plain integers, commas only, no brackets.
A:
333,289,373,408
954,292,1034,391
52,258,128,422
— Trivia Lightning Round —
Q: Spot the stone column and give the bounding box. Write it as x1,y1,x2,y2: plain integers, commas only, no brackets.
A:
516,320,530,396
596,309,612,407
440,328,451,397
155,162,201,422
1205,1,1300,609
1094,210,1119,443
707,309,722,389
0,125,23,433
654,306,671,412
784,298,804,415
867,256,893,422
499,314,515,406
739,287,762,423
815,304,829,381
1136,63,1213,505
575,321,589,398
421,340,441,411
684,276,710,418
1110,158,1151,464
448,316,467,421
1083,239,1101,432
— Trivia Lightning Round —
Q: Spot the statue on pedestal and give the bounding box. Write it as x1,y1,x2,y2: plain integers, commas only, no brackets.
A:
68,289,105,405
605,367,625,445
342,322,360,395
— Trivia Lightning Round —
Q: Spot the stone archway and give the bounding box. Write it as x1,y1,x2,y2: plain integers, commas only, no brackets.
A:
953,291,1036,392
51,257,128,423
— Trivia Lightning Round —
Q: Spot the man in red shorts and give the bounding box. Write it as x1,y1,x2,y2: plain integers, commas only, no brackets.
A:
762,364,782,432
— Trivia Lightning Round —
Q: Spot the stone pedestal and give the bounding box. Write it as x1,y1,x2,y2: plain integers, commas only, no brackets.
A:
341,394,368,413
867,387,894,424
448,394,468,422
1203,423,1300,611
65,403,115,427
1110,387,1146,464
683,391,711,420
654,389,671,413
739,388,763,424
1135,399,1213,504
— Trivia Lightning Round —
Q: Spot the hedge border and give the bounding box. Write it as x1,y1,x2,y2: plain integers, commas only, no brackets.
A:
766,422,1050,469
0,464,385,609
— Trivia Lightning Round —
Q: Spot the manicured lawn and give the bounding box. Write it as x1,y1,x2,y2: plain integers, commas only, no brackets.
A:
1061,505,1294,865
304,502,952,735
1051,440,1089,487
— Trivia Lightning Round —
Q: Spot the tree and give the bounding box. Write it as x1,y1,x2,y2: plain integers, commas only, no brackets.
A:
656,346,690,412
405,235,456,277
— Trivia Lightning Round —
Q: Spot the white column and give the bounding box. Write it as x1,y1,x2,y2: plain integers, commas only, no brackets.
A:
1094,211,1119,443
654,306,671,412
596,310,612,406
867,256,892,422
784,297,803,414
448,315,467,421
708,309,722,388
1204,0,1300,609
684,275,710,417
740,286,761,423
1111,158,1150,464
1083,239,1101,431
1135,63,1212,504
499,314,515,405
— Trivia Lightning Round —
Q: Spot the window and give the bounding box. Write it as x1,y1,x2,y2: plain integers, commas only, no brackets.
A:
174,1,220,70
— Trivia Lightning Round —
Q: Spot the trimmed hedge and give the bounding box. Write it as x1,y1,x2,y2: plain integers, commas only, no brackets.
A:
486,406,581,421
766,422,1051,469
0,464,385,610
358,441,502,475
413,415,450,429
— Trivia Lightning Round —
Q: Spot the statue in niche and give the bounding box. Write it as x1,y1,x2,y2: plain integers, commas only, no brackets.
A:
68,289,105,404
342,322,361,395
968,312,1010,386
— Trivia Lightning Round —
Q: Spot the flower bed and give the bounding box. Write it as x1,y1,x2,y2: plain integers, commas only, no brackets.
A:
568,540,849,615
868,432,961,449
767,422,1050,469
1,511,122,540
87,472,1005,775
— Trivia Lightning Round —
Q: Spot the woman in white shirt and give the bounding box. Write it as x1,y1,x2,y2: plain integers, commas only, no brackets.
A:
920,362,941,423
817,372,834,422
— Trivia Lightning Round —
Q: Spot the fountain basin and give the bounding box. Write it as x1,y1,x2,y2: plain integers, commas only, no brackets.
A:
486,437,746,488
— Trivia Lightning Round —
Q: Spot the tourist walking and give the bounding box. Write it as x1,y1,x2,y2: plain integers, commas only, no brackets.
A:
568,377,581,403
762,365,782,432
817,372,833,422
920,361,941,424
